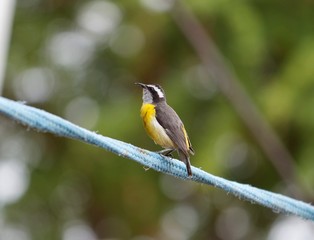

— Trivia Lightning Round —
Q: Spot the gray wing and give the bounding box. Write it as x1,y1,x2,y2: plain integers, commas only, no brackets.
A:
155,102,193,154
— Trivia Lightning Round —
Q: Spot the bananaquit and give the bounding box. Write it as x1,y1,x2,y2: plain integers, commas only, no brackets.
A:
135,83,194,176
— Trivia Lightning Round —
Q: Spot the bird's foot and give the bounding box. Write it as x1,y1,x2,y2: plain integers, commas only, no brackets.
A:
157,149,175,157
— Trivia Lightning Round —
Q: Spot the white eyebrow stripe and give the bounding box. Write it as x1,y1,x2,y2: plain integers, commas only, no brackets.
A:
148,85,164,98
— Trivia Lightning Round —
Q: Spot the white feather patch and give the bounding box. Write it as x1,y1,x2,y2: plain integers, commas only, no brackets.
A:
148,85,164,98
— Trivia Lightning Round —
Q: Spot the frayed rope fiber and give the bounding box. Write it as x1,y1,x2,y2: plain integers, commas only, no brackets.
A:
0,96,314,220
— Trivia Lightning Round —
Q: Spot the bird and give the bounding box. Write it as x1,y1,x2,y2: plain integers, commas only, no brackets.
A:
135,83,194,176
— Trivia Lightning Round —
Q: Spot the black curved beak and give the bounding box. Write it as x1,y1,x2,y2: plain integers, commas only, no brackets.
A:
135,82,146,88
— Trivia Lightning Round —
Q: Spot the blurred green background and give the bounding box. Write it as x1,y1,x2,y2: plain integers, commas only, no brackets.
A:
1,0,314,239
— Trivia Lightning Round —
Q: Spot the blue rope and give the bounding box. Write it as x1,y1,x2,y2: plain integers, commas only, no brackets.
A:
0,96,313,220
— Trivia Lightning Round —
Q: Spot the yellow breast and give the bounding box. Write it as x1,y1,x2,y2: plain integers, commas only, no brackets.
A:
140,103,174,148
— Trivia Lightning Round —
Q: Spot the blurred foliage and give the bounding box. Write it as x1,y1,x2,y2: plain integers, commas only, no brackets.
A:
1,0,314,239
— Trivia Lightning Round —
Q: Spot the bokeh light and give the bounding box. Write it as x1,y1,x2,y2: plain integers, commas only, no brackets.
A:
77,1,122,38
62,220,97,240
46,30,95,70
13,67,56,103
0,159,29,204
140,0,175,12
215,207,250,240
64,96,99,129
268,216,314,240
160,204,199,240
0,224,30,240
159,174,195,200
109,25,145,58
185,65,217,100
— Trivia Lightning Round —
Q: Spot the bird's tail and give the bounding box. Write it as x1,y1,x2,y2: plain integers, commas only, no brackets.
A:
178,150,192,177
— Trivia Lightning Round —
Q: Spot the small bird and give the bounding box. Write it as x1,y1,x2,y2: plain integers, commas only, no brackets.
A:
135,83,194,176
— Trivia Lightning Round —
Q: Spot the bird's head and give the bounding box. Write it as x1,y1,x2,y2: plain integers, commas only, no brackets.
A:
135,83,166,104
